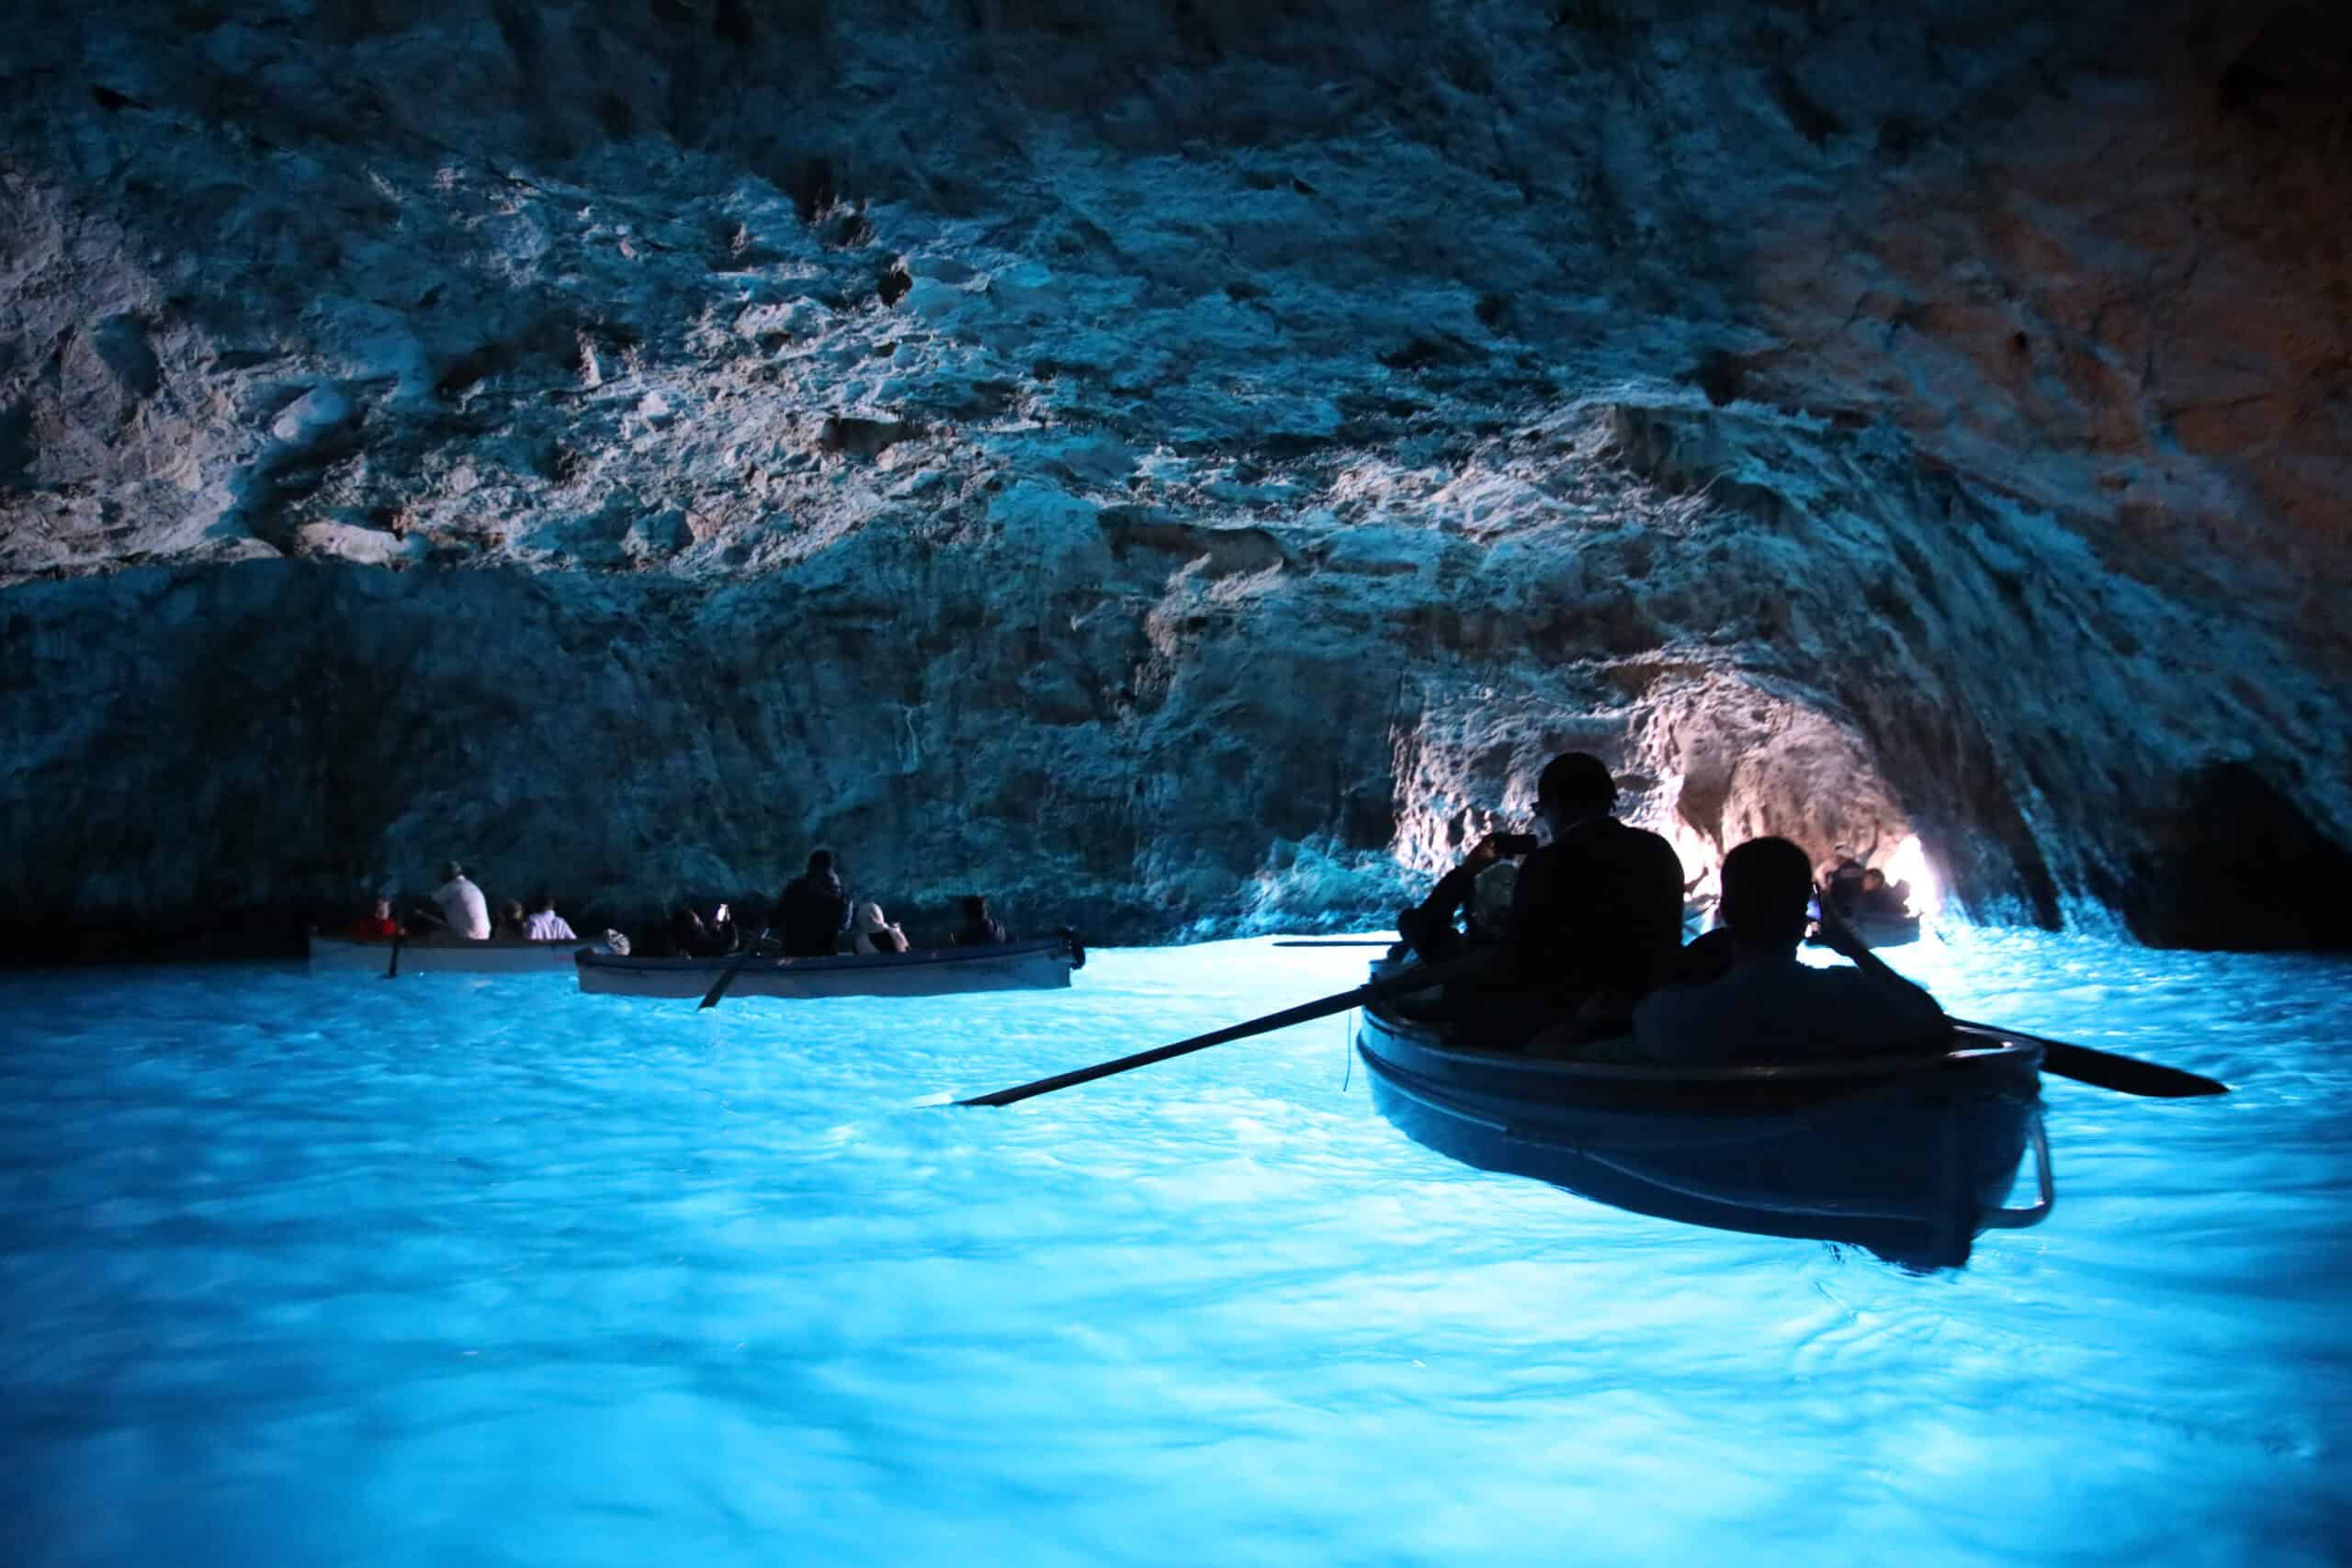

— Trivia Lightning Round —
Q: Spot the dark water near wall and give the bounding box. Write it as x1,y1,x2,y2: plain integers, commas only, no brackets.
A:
2,933,2346,1565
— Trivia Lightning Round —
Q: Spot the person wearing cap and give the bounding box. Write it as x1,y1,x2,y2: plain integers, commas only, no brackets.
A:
1416,752,1688,1046
433,861,492,941
1494,752,1687,998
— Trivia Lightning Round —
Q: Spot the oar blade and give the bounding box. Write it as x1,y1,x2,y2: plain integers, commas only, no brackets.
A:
697,926,775,1010
2041,1041,2230,1099
699,953,753,1010
1954,1018,2230,1099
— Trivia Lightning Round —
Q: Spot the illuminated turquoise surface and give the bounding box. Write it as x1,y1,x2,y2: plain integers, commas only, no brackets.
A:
4,933,2346,1565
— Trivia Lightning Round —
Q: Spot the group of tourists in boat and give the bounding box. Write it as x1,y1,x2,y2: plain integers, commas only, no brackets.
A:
1393,751,1943,1064
345,863,581,945
342,853,1013,960
656,851,1009,960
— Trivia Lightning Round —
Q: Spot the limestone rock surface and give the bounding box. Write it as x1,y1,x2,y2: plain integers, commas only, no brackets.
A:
2,0,2347,952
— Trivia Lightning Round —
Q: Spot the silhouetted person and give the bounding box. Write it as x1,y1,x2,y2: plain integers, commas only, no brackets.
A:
952,895,1008,946
1416,753,1687,1046
1492,752,1688,1021
1822,846,1867,919
1398,830,1535,961
493,898,527,941
1633,836,1949,1063
777,851,852,957
1856,866,1912,919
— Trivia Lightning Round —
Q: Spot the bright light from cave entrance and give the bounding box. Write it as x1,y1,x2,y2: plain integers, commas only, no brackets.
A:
1883,833,1940,917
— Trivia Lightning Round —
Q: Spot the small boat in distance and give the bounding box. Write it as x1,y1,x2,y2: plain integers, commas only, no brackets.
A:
1354,969,2050,1269
576,932,1085,1000
1811,910,1923,949
308,932,586,974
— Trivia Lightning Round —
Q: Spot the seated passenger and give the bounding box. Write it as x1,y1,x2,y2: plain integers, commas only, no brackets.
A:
347,896,402,942
951,895,1008,946
1632,837,1950,1064
1856,867,1912,920
668,900,739,958
1822,846,1867,919
776,851,852,957
493,899,528,941
1502,752,1685,978
850,901,909,955
435,861,492,940
524,893,577,942
1397,832,1532,962
1434,753,1690,1047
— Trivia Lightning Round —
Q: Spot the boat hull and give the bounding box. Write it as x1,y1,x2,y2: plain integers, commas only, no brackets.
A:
1356,1004,2048,1268
1811,912,1923,949
574,935,1081,999
309,932,587,974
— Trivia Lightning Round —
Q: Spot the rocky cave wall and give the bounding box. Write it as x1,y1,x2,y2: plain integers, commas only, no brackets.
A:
2,0,2348,953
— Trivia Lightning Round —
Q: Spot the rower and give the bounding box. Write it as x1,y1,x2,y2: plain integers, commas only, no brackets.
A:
1632,836,1949,1063
434,861,492,941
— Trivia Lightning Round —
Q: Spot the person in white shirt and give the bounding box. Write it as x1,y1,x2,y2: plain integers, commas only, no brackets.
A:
525,892,577,942
1633,836,1948,1064
849,901,909,954
434,861,492,941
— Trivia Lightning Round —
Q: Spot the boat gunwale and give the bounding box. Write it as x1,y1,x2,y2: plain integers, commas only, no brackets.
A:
1360,1002,2041,1090
573,935,1078,976
310,932,592,953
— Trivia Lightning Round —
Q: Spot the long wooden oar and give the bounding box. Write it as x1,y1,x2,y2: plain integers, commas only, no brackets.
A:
698,926,773,1010
1273,939,1394,948
1953,1017,2229,1098
384,932,404,979
960,955,1486,1108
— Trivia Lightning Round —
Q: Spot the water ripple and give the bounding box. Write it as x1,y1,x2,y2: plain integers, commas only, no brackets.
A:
1,931,2346,1565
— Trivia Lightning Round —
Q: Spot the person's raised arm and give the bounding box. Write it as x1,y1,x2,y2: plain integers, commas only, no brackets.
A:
1814,894,1949,1037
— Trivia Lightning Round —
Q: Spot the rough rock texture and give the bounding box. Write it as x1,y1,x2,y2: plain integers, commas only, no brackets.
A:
3,0,2348,952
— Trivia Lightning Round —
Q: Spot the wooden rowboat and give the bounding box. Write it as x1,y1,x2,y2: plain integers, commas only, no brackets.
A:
1814,911,1923,949
575,933,1084,1000
1355,985,2051,1269
308,931,587,974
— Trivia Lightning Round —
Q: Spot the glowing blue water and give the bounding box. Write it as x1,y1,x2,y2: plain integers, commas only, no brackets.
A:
3,932,2346,1565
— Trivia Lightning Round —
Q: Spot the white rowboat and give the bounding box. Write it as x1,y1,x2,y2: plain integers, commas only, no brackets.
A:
308,931,589,974
574,933,1084,999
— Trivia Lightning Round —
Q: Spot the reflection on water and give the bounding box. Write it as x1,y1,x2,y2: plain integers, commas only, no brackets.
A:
2,931,2346,1565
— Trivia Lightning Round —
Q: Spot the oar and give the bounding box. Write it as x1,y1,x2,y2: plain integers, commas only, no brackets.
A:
698,925,773,1010
386,902,450,978
1820,908,2230,1100
1273,939,1394,948
960,954,1486,1108
1952,1017,2229,1098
